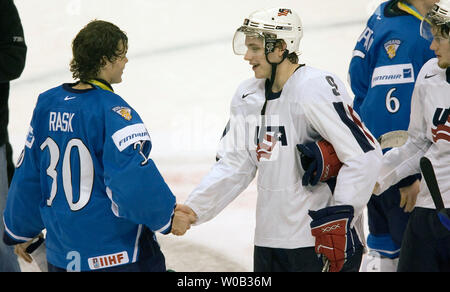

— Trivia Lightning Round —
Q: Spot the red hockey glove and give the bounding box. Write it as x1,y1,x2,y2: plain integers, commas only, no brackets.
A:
297,139,343,186
308,205,362,272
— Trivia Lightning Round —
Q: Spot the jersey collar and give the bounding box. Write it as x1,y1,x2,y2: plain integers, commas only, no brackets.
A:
264,64,305,101
397,1,425,21
87,79,114,92
446,68,450,84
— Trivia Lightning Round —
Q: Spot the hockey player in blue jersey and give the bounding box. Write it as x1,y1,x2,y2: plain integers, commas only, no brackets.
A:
2,20,176,272
348,0,437,271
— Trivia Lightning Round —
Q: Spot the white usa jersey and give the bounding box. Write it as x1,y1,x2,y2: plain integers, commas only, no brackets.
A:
185,65,382,249
377,58,450,209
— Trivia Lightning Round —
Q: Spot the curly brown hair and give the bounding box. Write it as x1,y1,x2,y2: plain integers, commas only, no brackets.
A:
274,39,299,64
70,20,128,82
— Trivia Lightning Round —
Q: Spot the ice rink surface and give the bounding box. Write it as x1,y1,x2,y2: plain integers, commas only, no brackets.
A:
9,0,383,271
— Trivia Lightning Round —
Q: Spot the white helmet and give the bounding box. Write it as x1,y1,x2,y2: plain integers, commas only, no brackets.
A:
233,7,303,56
420,0,450,40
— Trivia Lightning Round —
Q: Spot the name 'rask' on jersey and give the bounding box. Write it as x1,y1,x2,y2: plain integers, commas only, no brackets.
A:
3,82,176,271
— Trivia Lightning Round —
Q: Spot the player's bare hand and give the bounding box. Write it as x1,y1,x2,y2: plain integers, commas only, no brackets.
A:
14,233,44,263
399,179,420,212
171,204,197,236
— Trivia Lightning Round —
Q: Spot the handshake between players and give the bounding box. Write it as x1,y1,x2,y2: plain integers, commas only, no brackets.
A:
171,204,197,236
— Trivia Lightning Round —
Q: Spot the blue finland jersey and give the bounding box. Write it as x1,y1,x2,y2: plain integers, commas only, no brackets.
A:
349,0,435,140
3,82,176,271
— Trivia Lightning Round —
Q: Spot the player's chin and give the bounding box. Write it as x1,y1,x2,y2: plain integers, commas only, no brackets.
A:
437,58,449,69
254,73,264,79
253,67,269,79
112,76,123,84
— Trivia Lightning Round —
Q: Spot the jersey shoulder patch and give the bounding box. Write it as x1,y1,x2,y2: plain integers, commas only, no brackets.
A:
112,106,132,121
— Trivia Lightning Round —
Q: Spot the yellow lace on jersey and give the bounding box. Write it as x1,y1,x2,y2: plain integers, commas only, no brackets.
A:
397,1,425,21
87,79,114,92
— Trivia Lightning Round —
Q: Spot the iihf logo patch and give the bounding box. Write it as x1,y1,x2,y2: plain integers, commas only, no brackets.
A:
384,39,401,59
112,106,132,121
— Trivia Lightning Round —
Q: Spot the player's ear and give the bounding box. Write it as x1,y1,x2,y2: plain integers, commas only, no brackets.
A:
281,40,287,52
277,40,287,53
99,56,110,68
277,40,288,58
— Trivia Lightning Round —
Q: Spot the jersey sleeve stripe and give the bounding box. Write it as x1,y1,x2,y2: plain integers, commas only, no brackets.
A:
347,105,376,144
106,187,121,217
3,218,34,243
352,50,366,59
154,213,173,234
333,102,375,153
132,224,143,263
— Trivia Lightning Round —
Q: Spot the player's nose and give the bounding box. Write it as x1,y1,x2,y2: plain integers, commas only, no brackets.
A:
430,38,438,52
244,49,251,61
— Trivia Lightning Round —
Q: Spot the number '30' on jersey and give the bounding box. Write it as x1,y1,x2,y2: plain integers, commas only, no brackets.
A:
3,83,176,271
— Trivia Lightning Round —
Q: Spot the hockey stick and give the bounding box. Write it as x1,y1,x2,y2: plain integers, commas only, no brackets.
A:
419,157,450,229
25,234,48,272
377,130,408,150
322,258,330,272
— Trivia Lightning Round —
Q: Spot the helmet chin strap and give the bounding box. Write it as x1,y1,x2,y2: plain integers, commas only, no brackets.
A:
259,49,289,141
265,49,289,95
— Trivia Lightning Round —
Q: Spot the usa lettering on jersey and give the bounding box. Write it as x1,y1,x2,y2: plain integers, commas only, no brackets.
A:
255,126,287,162
432,107,450,143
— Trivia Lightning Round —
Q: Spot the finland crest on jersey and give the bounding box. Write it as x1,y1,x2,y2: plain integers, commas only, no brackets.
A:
112,106,132,121
383,39,401,59
3,83,176,271
348,1,435,140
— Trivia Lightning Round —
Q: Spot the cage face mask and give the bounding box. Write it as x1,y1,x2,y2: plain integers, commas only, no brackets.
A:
420,0,450,41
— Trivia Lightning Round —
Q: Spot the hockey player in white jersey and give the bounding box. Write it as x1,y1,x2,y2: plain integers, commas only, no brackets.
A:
172,7,382,272
374,0,450,271
349,0,438,272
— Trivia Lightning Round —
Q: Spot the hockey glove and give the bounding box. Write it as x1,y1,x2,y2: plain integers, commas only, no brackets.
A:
308,205,362,272
297,139,343,186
